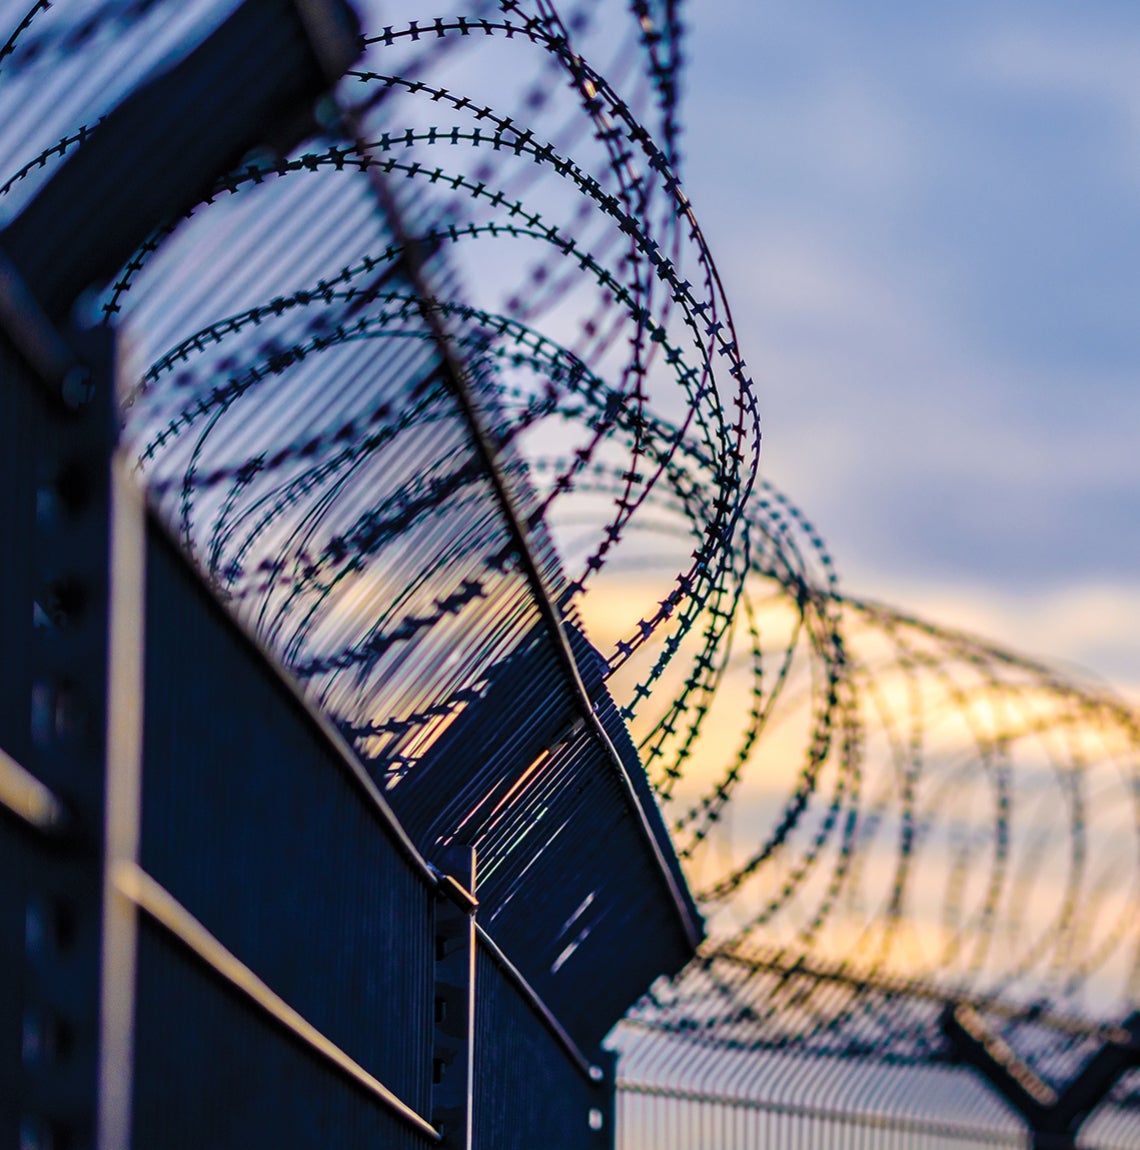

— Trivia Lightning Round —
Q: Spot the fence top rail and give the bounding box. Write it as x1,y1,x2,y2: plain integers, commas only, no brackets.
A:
700,944,1134,1043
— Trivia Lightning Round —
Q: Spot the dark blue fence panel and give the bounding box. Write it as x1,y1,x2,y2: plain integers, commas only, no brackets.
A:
403,625,699,1051
140,524,435,1113
0,823,27,1146
473,937,608,1150
0,338,37,771
475,724,695,1051
132,917,435,1150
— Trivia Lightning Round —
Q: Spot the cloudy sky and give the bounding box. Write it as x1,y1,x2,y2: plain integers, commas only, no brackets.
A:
679,1,1140,693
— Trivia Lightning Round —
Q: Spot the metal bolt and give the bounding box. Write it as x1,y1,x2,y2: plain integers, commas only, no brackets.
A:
60,365,94,410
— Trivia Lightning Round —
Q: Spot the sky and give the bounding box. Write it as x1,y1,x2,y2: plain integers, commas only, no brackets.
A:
678,1,1140,694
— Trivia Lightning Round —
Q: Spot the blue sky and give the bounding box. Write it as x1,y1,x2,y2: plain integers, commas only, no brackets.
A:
679,1,1140,689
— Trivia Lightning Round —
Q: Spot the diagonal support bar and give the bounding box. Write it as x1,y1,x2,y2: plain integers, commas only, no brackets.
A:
942,1002,1140,1150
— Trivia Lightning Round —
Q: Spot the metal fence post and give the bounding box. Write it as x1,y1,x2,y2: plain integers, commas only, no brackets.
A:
589,1048,618,1150
0,306,116,1150
943,1001,1140,1149
434,845,477,1149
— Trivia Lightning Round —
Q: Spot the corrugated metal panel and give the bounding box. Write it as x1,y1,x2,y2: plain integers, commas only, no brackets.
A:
614,1031,1029,1150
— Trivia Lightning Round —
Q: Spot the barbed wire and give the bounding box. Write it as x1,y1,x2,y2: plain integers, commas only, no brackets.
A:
3,0,1138,1105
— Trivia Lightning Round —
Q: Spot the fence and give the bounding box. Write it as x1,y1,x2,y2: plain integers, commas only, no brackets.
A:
617,1083,1028,1150
612,973,1140,1150
4,2,1140,1148
615,1079,1140,1150
0,0,698,1145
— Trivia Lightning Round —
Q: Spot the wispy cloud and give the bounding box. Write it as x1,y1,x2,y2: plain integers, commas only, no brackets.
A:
679,0,1140,670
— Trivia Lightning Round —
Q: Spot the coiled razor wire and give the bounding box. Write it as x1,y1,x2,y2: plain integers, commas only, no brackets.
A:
3,0,1139,1126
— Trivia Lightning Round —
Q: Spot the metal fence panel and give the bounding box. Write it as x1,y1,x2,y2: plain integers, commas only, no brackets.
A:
410,626,697,1051
617,1085,1030,1150
132,917,435,1149
473,936,608,1150
140,522,436,1112
612,1030,1034,1150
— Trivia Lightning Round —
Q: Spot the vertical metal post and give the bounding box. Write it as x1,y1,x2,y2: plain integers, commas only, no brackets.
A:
3,316,117,1150
97,425,146,1150
433,845,476,1149
589,1048,618,1150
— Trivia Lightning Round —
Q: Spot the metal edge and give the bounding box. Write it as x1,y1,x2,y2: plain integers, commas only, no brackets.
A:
0,744,67,834
97,451,147,1150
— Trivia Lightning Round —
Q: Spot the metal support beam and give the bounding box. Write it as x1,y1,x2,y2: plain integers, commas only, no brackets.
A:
942,1002,1140,1149
4,321,115,1150
589,1049,618,1150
